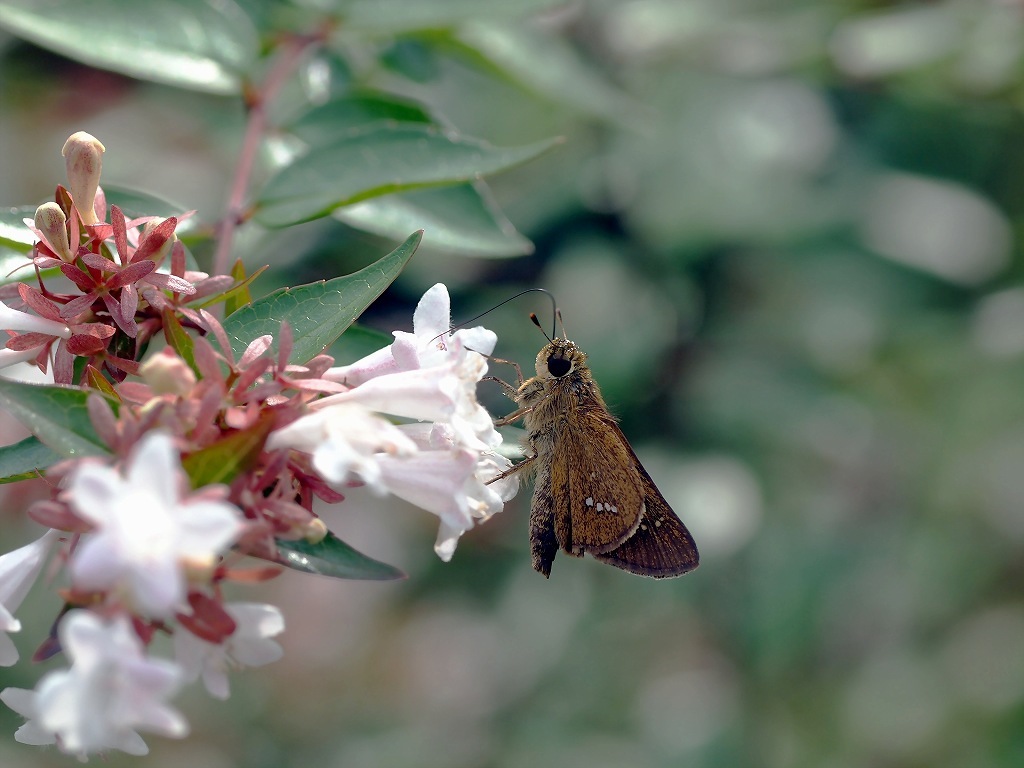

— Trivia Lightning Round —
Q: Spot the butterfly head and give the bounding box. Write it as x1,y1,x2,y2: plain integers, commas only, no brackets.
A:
535,338,587,380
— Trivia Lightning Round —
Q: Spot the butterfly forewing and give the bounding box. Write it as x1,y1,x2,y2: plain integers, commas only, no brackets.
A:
551,411,644,555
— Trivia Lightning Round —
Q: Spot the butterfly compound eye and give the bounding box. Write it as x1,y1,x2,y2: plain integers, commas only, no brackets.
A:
547,355,571,377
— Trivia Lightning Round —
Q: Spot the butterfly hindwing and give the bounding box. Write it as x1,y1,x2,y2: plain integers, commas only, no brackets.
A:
592,424,699,578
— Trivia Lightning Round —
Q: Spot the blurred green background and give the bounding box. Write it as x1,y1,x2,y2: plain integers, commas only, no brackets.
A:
2,0,1024,766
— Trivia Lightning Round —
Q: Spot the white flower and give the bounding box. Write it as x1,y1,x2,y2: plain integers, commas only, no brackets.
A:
314,343,499,451
0,687,53,747
174,602,285,700
0,302,72,372
270,283,518,561
318,284,501,452
0,302,71,337
267,403,419,488
398,423,519,561
1,611,187,757
326,283,497,385
0,529,59,666
66,432,246,617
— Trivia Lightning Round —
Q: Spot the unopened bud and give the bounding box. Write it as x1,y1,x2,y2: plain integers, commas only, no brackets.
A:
61,131,105,225
141,218,177,263
140,347,197,396
182,553,217,583
303,517,328,544
33,202,72,259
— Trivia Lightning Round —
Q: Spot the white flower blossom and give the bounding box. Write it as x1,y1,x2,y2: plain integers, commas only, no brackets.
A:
174,602,285,700
0,686,52,748
326,282,497,384
0,303,72,372
66,432,246,617
314,341,499,451
0,303,71,338
398,423,519,560
267,403,419,488
0,529,59,666
1,611,187,757
269,284,518,560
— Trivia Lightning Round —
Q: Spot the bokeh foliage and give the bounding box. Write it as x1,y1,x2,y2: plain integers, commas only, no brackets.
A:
1,0,1023,766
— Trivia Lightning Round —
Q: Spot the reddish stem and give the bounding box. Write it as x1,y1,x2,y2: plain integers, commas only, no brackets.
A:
211,26,331,280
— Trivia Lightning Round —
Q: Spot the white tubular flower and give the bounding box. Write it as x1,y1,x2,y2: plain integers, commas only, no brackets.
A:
399,423,519,561
272,283,518,561
314,344,498,451
0,303,71,338
0,301,72,373
373,447,479,518
174,603,285,700
1,611,187,757
326,283,497,385
267,403,419,488
0,530,59,666
66,432,246,618
0,687,52,748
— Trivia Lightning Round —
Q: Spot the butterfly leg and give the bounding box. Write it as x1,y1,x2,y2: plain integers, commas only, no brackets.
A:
486,356,524,386
484,375,520,403
492,404,535,428
486,452,536,484
482,356,524,404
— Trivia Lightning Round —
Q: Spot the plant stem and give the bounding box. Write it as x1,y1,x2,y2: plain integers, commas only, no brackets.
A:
212,27,331,280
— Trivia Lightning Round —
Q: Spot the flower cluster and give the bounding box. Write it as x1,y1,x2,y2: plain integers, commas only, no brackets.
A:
0,132,518,758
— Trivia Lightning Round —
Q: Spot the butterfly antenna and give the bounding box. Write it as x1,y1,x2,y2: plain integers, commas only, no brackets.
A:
434,288,559,345
529,312,553,343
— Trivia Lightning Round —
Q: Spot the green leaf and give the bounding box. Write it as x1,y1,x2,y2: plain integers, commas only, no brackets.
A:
458,24,636,121
202,262,266,316
162,310,197,373
222,231,421,364
289,92,434,146
181,415,273,488
340,0,564,31
102,186,199,236
329,323,394,366
334,182,533,257
0,435,62,484
0,245,36,286
0,0,258,95
0,380,112,458
254,124,560,228
274,532,405,581
0,205,36,249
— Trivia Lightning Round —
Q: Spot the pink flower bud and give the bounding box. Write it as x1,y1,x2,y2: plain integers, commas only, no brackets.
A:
61,131,105,225
139,348,197,396
33,202,72,260
140,218,176,263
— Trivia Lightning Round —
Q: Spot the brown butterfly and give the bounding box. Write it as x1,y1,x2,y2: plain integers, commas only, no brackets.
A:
493,324,699,578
